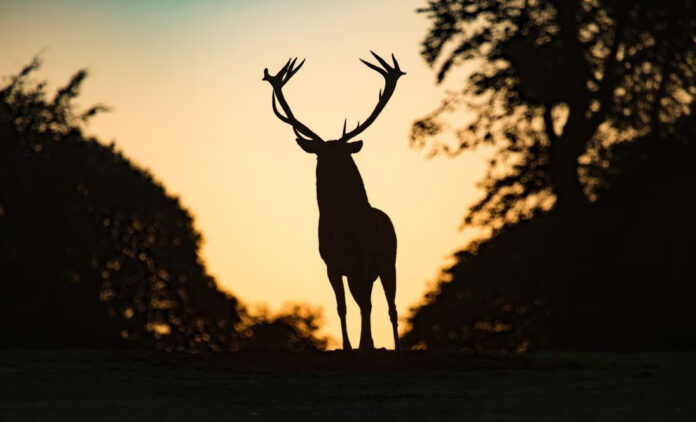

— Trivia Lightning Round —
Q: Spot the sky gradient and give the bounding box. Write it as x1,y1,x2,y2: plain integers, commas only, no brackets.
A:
1,0,486,347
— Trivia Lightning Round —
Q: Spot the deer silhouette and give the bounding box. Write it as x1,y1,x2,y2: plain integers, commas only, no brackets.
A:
263,52,405,351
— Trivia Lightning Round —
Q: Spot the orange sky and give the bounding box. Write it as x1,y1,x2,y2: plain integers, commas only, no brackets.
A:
1,0,486,348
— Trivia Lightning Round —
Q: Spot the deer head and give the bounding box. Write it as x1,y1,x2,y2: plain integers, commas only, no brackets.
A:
262,52,405,157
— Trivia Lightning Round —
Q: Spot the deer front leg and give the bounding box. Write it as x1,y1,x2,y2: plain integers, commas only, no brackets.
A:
348,276,374,351
359,301,374,351
327,267,352,351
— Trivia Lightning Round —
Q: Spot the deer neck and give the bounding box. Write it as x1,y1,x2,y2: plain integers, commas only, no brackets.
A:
316,155,370,215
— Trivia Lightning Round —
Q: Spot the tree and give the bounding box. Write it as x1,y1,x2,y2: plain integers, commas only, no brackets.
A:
0,59,241,351
412,0,696,229
0,59,334,352
404,1,696,351
403,106,696,351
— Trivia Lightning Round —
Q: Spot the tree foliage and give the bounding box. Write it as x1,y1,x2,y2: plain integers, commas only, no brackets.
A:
0,60,329,352
412,0,696,229
404,0,696,351
0,59,244,351
239,304,329,352
404,107,696,351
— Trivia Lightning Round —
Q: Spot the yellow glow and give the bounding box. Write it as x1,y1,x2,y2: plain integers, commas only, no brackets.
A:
1,0,486,348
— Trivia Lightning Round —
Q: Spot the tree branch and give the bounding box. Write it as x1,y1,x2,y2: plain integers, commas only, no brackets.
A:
587,10,627,131
543,106,559,144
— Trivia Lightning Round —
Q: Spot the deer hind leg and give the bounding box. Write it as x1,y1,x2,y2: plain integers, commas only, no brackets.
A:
327,267,352,351
379,264,399,351
347,275,374,350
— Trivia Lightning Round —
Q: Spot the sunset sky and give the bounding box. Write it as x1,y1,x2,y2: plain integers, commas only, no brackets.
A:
1,0,487,348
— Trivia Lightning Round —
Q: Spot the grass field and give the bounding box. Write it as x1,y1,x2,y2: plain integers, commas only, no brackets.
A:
1,350,694,421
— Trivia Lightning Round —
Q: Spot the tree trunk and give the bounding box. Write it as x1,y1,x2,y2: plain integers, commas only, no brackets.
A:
549,110,589,216
547,107,593,349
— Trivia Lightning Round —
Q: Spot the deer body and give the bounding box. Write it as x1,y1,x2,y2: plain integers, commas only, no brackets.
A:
263,53,404,350
316,152,397,350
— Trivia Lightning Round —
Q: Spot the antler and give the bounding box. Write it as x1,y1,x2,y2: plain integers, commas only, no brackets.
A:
263,58,324,142
337,51,406,142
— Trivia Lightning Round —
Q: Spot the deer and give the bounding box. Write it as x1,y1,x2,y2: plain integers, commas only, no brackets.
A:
262,52,405,351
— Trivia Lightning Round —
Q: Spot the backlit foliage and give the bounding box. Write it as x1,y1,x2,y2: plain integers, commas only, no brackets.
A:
412,0,696,229
1,60,328,352
404,0,696,352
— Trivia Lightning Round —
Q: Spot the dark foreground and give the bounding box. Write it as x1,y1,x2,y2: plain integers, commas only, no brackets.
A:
1,350,694,421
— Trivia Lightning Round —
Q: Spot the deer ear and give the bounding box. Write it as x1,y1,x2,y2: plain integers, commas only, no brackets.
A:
347,140,363,154
296,138,319,154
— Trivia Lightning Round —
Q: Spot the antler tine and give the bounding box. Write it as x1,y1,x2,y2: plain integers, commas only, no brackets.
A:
284,58,305,84
342,118,347,137
391,54,405,75
282,57,293,73
274,58,293,82
264,57,303,86
359,58,387,76
280,58,295,81
264,58,324,142
338,52,405,142
370,50,392,70
293,126,314,142
279,58,305,86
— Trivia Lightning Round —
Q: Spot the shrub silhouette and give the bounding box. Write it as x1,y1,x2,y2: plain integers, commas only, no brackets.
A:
239,304,329,352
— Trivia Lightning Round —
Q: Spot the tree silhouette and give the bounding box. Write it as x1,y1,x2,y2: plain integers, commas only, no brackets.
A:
0,59,243,350
404,1,696,351
412,0,696,229
0,60,330,352
403,103,696,351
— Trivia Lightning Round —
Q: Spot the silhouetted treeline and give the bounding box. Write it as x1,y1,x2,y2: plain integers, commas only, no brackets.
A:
405,115,696,351
0,60,326,352
404,0,696,351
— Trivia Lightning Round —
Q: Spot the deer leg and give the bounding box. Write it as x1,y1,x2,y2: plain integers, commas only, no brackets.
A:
327,267,352,351
360,303,374,350
380,264,399,351
348,276,374,350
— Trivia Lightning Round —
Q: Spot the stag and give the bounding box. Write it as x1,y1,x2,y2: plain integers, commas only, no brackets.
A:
263,52,405,351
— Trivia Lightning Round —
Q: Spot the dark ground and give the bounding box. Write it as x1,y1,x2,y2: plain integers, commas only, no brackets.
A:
1,350,695,421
